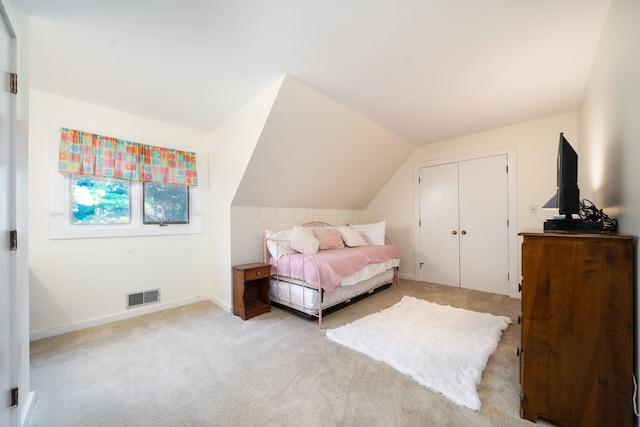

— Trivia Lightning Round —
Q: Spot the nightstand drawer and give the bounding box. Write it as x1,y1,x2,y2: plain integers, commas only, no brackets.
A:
244,266,270,281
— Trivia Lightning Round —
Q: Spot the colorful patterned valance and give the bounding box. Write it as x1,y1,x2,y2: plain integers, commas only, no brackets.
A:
58,128,198,186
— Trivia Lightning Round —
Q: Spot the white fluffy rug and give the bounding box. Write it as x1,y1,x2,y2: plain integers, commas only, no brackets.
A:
326,295,512,411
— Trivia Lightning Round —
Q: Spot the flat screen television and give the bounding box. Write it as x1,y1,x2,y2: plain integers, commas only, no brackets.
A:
557,132,580,217
545,132,617,232
543,132,596,231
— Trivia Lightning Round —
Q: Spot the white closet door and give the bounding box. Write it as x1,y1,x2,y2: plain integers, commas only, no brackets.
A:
458,155,509,294
418,162,460,287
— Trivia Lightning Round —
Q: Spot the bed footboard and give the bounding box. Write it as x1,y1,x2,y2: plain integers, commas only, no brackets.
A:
264,232,326,327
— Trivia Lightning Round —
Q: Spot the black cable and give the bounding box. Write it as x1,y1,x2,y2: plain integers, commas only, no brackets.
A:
579,199,618,231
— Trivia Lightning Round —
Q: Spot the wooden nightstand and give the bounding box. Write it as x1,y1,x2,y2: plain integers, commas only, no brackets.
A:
232,262,271,320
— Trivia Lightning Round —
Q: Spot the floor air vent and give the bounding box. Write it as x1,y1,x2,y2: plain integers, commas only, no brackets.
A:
127,289,160,308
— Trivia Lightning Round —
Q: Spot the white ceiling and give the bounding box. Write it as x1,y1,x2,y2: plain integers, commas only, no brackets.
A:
23,0,611,145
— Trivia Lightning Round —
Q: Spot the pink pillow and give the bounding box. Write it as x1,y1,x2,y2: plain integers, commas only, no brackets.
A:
314,227,345,250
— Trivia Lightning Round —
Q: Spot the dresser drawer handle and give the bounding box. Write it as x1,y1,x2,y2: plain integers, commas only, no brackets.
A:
256,271,261,276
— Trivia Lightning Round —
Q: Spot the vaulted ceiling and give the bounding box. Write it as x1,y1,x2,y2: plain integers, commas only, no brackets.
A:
23,0,611,145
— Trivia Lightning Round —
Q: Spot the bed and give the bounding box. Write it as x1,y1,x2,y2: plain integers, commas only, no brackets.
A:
263,221,400,328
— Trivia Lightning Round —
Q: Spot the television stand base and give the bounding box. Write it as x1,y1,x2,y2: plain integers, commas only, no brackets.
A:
543,218,602,232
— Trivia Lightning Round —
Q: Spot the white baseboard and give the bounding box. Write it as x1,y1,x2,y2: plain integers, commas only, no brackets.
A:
209,294,232,314
399,272,416,281
29,295,217,341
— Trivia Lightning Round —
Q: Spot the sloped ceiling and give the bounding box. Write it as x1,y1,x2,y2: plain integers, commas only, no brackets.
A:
23,0,611,145
232,76,415,209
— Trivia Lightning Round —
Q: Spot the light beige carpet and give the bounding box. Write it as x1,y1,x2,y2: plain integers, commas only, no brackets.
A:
26,280,544,426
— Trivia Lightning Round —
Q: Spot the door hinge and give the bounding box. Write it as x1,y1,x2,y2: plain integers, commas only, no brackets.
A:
419,262,424,269
419,219,421,226
506,165,509,173
10,73,17,94
507,219,509,227
10,230,17,251
10,387,18,408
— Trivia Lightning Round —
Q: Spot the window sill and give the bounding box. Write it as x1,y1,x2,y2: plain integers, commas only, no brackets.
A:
48,214,203,240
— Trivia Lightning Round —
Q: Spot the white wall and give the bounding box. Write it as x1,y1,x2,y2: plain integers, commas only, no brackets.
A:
233,75,415,209
579,0,639,218
577,0,640,403
366,111,578,282
208,77,283,312
28,90,212,338
230,207,367,266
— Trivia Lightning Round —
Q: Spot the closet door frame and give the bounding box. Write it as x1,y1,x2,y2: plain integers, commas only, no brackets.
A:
413,147,519,298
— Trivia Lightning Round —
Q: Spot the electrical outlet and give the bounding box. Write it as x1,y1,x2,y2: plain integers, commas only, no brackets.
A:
528,205,538,214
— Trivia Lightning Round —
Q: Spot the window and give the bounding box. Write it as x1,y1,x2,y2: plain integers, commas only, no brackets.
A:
69,176,191,226
52,173,201,240
71,175,131,224
143,182,189,224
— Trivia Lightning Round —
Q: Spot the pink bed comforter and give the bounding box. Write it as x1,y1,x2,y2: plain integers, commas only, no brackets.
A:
270,244,400,293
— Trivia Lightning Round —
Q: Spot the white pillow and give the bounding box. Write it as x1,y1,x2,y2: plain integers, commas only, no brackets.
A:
265,228,295,259
350,220,386,245
336,226,368,247
289,226,320,254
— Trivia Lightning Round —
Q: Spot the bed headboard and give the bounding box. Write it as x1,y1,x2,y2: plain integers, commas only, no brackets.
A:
300,221,332,228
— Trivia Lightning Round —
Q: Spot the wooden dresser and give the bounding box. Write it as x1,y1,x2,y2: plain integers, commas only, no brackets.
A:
519,230,634,426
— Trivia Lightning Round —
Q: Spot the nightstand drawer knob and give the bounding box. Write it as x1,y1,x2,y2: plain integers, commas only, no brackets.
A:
256,271,261,276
